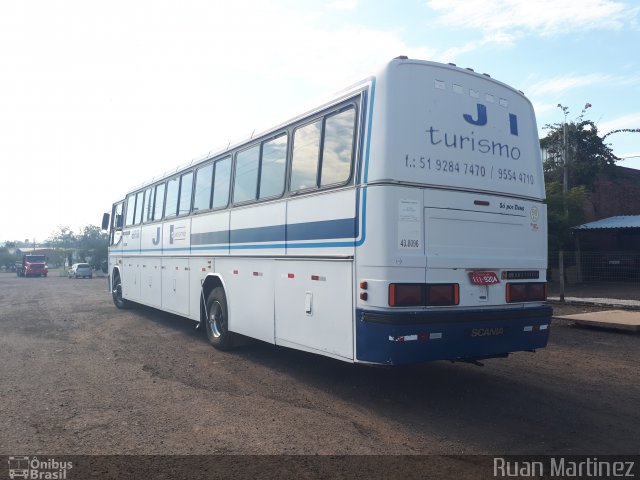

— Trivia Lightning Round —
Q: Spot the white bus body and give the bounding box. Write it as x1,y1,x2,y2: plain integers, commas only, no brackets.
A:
105,58,550,365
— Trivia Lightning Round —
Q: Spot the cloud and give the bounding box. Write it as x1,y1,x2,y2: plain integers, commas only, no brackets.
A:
525,72,640,98
598,113,640,134
526,74,615,96
427,0,629,38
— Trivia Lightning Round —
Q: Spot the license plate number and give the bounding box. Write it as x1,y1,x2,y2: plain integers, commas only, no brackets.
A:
469,271,500,285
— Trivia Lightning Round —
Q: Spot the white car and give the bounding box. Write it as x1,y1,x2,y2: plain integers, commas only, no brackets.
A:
69,263,93,279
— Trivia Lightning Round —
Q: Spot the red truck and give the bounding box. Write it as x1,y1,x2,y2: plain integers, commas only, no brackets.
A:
16,254,48,277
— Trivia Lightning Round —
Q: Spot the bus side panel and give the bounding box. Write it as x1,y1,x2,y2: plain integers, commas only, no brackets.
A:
140,223,162,255
162,218,191,256
139,257,162,308
217,257,275,344
191,210,230,256
122,227,141,256
285,189,357,256
161,257,190,316
356,185,426,269
229,202,286,256
274,260,354,360
121,257,141,302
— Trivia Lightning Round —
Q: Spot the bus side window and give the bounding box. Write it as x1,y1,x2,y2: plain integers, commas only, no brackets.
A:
320,107,355,186
111,202,124,245
125,195,136,227
134,190,145,225
233,145,260,204
212,156,231,209
144,187,154,222
259,134,287,199
153,183,165,221
165,177,179,218
178,171,194,216
193,163,213,212
290,120,322,192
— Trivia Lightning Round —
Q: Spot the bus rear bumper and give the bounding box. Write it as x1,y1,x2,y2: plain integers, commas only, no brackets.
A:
355,305,552,365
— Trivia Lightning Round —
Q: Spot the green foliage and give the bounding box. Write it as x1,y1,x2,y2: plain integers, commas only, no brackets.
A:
541,104,619,252
545,182,587,250
0,247,17,270
541,119,618,190
46,225,108,269
77,225,109,268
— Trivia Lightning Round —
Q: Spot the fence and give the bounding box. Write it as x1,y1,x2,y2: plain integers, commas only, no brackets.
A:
549,250,640,284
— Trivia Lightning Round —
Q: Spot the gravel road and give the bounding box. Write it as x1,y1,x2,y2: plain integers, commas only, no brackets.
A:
1,274,638,459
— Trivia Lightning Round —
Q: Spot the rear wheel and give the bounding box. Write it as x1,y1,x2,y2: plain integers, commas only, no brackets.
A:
112,272,131,309
205,287,236,350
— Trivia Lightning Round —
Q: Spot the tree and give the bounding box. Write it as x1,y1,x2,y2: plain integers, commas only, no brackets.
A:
540,104,624,252
0,247,17,270
545,182,587,250
46,225,108,268
541,104,618,190
77,225,109,269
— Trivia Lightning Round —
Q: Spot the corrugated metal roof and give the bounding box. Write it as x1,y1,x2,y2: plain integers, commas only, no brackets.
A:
573,215,640,230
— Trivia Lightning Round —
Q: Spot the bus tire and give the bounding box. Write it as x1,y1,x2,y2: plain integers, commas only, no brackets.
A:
205,287,236,350
112,272,132,309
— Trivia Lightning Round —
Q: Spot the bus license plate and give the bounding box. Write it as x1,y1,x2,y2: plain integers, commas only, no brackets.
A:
469,271,499,285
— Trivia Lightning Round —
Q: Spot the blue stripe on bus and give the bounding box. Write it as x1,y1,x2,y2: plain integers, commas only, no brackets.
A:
191,231,229,245
230,224,286,244
188,218,357,247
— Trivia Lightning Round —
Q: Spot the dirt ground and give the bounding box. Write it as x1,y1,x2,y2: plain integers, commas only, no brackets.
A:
0,275,638,471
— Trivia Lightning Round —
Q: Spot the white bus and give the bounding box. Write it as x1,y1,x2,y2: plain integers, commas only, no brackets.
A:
103,57,550,365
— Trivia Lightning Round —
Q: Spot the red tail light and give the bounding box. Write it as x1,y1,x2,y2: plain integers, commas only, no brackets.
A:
389,283,459,307
506,282,547,303
389,284,423,306
427,284,459,306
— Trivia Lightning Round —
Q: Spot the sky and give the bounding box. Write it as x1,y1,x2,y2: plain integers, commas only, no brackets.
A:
1,0,639,243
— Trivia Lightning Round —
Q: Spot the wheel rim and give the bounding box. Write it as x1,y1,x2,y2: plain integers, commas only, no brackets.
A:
208,301,224,338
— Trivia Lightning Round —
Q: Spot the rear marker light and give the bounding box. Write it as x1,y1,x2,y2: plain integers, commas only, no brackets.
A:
359,281,368,290
360,292,368,301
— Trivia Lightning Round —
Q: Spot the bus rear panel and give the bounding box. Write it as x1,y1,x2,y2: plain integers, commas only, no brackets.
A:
354,59,549,364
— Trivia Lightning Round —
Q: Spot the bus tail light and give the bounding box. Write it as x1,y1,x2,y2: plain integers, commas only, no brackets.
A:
389,284,424,306
506,282,547,303
426,284,459,306
389,283,459,307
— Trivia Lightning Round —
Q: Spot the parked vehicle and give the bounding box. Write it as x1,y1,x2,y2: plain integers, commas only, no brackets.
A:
69,263,93,279
16,254,48,277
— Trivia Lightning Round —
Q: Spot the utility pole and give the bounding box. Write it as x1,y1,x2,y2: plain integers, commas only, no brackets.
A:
558,104,569,302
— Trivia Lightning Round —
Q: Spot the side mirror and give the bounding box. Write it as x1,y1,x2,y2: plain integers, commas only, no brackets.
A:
101,213,110,231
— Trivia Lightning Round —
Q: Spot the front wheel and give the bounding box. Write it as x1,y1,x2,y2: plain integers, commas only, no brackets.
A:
205,287,236,350
112,273,131,309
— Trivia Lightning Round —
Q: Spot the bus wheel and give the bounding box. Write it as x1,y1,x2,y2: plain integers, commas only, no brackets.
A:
205,287,235,350
112,272,131,309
